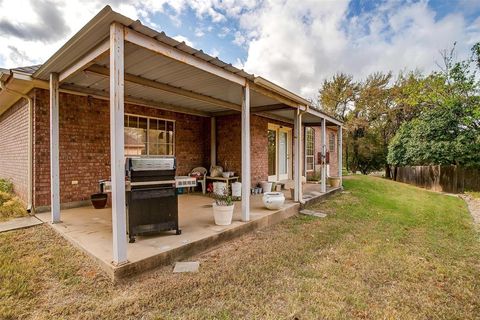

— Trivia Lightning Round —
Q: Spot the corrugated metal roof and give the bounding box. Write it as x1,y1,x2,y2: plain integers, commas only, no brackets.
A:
4,5,341,123
11,65,41,75
32,6,256,83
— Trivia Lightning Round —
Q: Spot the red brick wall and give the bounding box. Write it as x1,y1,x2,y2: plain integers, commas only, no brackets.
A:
306,126,339,179
33,89,209,207
216,114,292,187
326,127,339,177
0,98,29,203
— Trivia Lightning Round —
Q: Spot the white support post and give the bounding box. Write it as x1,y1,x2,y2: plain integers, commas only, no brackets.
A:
321,118,327,193
241,83,250,222
210,117,216,167
293,110,299,202
297,111,303,202
50,72,60,223
293,109,303,202
110,22,128,265
338,125,343,186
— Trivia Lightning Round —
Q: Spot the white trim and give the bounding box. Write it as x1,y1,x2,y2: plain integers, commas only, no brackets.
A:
241,83,250,222
321,118,327,193
305,126,315,173
49,72,60,223
338,125,343,184
110,22,128,266
307,108,343,126
59,39,109,83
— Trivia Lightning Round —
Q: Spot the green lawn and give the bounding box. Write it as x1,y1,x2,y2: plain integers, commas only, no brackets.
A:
1,176,479,319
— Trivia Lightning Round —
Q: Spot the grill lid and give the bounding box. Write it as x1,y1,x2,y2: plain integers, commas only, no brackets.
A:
126,157,176,171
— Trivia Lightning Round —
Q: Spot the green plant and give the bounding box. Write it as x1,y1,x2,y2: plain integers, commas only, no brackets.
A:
212,185,233,206
0,191,11,206
0,179,13,194
0,196,26,221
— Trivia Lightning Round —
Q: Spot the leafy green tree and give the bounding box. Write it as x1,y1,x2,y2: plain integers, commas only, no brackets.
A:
388,42,480,167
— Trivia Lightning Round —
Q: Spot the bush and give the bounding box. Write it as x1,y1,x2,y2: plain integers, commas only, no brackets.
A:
0,191,12,206
0,179,27,221
0,178,14,193
0,196,26,220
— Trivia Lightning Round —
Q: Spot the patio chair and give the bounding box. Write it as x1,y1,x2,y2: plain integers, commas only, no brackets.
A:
190,167,207,194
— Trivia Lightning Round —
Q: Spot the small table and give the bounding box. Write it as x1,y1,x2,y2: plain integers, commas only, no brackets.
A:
206,176,239,193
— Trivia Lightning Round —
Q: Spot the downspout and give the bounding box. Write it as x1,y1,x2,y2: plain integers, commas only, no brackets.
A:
0,80,34,212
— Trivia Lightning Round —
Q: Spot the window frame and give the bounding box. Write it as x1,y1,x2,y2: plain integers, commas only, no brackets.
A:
329,132,336,153
305,127,315,172
124,113,176,157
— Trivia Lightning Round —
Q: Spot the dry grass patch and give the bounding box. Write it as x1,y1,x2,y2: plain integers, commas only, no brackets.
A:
0,178,27,221
1,175,479,319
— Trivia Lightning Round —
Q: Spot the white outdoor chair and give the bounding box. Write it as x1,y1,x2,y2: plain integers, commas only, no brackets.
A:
190,167,207,194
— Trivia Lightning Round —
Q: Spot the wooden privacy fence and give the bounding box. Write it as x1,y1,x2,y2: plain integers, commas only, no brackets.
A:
392,165,480,193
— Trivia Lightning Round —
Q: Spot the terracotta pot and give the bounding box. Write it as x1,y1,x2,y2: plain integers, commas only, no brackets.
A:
328,177,341,188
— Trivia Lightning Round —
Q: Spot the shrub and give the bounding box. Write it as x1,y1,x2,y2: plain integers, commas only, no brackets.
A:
0,191,12,206
0,178,14,194
0,196,26,220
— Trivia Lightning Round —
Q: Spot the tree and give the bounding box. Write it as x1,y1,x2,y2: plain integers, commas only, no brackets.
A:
388,42,480,168
317,73,357,121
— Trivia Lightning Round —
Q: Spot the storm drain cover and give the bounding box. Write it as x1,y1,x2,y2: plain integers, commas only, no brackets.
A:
173,261,200,273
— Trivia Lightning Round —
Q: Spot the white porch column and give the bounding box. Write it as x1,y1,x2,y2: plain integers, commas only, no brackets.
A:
338,125,343,186
210,117,216,167
110,22,128,265
50,72,60,223
241,83,250,222
293,109,303,202
321,118,327,193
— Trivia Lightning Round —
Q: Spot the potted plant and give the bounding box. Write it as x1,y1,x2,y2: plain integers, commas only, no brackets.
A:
328,176,341,188
212,185,234,225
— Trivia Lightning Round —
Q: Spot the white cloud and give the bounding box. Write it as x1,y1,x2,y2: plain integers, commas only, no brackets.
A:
208,48,220,57
233,31,247,47
172,35,194,47
0,0,478,102
194,27,205,37
238,0,480,98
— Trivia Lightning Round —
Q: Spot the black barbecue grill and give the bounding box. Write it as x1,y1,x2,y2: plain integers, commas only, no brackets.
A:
125,157,181,243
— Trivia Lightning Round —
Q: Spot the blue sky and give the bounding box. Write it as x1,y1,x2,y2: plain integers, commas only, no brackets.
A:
0,0,479,98
149,5,248,65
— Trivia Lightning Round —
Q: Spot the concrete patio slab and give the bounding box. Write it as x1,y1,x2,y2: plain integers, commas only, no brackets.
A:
0,216,43,233
35,184,340,281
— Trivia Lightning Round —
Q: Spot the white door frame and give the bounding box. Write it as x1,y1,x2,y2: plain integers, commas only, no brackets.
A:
268,123,292,182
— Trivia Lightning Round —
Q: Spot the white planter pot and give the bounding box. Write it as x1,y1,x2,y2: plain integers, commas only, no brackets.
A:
262,192,285,210
212,203,234,225
260,181,273,193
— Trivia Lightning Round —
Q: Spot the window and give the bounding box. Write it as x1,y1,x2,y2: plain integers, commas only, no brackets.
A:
329,132,336,153
124,114,175,156
306,127,315,171
267,129,277,176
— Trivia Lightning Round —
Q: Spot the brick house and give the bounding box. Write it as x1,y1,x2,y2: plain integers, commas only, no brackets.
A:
0,6,342,268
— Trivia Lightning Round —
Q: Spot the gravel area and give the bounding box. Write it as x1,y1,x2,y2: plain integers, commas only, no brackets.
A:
461,195,480,226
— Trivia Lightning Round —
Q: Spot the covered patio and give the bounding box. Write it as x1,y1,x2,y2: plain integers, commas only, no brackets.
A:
36,187,339,280
32,6,343,274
